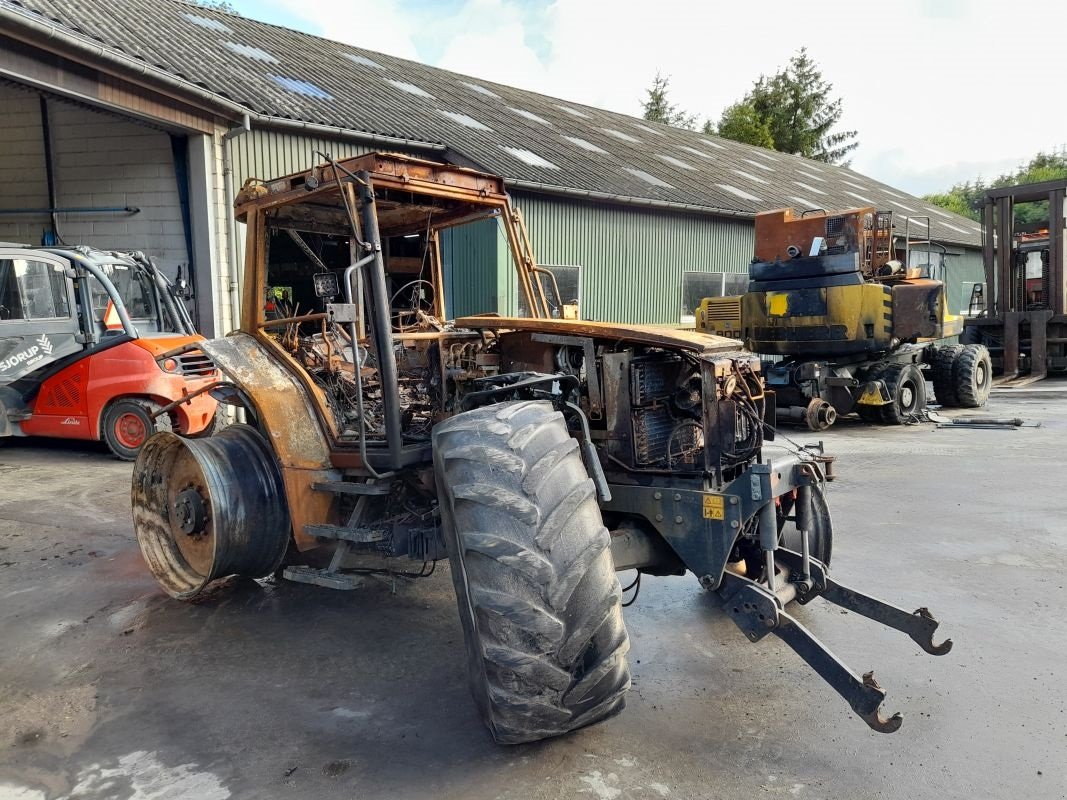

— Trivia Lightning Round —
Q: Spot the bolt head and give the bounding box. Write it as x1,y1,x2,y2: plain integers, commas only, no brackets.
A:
674,515,684,524
653,491,662,500
730,520,739,529
674,493,681,501
729,497,738,505
655,513,664,522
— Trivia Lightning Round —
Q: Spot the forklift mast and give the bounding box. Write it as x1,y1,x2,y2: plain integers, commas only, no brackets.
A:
971,179,1067,379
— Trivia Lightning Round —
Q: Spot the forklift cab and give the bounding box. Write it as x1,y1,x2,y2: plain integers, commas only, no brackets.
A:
0,249,85,381
0,245,217,458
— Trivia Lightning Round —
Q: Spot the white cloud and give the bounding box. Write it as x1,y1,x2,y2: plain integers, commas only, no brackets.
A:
253,0,1067,195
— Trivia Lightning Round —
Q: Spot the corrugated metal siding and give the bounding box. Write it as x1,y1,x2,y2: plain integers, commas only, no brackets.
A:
440,218,500,318
909,246,985,315
228,128,374,190
513,192,753,324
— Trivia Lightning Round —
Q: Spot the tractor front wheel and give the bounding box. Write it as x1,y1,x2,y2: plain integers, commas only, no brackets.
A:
434,400,631,744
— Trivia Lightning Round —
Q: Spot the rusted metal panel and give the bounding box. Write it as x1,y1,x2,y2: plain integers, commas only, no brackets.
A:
200,333,338,550
456,315,742,353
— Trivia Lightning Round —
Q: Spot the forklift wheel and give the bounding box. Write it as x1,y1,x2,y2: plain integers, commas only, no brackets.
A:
102,400,171,461
434,400,631,745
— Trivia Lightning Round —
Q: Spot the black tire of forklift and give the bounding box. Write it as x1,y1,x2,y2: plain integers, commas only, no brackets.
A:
878,363,926,425
102,399,172,461
777,484,833,566
433,400,631,745
953,344,992,408
855,363,887,423
931,345,964,407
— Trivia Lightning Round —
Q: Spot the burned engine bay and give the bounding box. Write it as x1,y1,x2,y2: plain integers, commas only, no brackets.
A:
263,226,767,481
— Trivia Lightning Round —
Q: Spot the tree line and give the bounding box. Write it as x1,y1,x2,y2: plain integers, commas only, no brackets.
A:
643,53,1066,217
641,48,857,165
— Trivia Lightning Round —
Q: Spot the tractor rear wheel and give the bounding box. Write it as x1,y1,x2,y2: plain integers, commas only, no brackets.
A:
102,399,171,461
878,363,926,424
434,400,630,744
954,344,992,407
931,345,964,407
131,424,290,599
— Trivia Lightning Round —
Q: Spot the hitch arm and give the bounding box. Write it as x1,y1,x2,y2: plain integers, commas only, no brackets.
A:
776,549,953,656
774,610,903,733
724,580,903,733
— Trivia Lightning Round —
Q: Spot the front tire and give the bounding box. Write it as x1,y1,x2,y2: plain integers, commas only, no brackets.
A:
879,363,926,424
434,400,630,744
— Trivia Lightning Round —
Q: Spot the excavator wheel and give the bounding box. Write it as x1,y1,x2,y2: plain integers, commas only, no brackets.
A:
131,424,290,599
953,344,992,407
931,345,964,407
434,400,631,745
878,363,926,425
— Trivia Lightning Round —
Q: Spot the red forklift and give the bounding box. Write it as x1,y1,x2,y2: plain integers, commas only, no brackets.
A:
964,179,1067,381
0,245,218,459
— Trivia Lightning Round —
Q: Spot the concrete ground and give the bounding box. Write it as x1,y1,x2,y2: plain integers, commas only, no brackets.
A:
0,385,1065,800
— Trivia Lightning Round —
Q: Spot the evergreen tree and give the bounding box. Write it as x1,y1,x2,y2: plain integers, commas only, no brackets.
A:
713,49,858,165
641,72,697,131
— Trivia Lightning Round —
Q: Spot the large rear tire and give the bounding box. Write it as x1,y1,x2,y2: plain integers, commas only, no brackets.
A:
954,344,992,407
434,400,630,744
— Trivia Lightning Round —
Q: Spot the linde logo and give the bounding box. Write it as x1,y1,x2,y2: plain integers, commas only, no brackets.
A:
0,335,52,372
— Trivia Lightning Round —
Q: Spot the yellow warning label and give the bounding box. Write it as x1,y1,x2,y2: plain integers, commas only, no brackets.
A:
702,494,725,520
767,292,788,317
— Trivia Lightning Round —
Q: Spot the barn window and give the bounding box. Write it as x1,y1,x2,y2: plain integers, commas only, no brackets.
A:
680,271,746,323
519,265,582,318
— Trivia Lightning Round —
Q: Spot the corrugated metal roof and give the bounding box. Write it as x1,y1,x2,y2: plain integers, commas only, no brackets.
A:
0,0,983,247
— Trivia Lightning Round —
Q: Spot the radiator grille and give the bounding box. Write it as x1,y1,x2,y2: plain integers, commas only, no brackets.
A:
702,297,741,321
175,350,216,377
631,358,680,406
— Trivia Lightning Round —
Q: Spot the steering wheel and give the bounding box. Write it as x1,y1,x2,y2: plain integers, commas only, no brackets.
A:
390,279,436,331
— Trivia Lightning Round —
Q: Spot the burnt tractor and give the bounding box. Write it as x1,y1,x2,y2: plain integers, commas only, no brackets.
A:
132,153,951,743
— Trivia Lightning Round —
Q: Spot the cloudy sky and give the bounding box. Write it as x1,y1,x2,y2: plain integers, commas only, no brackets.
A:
228,0,1067,196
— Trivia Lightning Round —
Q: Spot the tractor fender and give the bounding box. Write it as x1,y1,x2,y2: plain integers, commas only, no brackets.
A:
199,333,340,551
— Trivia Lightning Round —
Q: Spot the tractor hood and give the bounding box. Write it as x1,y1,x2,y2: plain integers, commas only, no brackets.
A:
454,316,743,353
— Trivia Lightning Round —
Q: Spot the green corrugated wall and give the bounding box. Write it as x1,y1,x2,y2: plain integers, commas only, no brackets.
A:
512,192,753,324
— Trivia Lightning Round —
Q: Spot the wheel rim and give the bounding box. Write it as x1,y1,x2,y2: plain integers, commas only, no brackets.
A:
115,412,147,450
976,362,987,388
131,424,290,599
900,382,916,412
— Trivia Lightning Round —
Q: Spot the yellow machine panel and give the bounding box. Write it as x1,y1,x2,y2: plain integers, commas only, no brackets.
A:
696,296,742,339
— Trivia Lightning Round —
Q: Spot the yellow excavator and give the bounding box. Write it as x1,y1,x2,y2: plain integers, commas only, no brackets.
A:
698,206,992,430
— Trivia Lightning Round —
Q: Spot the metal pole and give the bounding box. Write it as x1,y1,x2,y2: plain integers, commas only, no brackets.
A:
356,171,404,470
